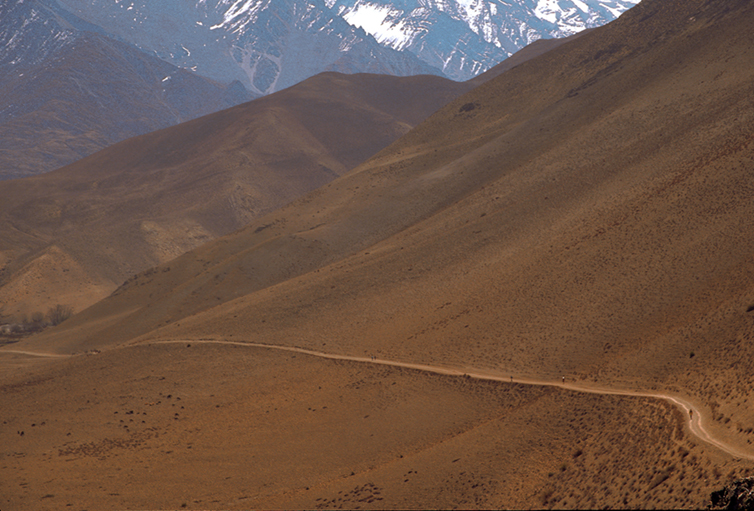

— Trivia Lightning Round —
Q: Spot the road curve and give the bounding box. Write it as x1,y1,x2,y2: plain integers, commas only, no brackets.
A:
143,339,754,462
3,338,752,461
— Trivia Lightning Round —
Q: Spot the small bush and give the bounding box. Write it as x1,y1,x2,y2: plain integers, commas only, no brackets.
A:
459,102,478,113
0,306,10,325
46,304,73,326
24,312,46,332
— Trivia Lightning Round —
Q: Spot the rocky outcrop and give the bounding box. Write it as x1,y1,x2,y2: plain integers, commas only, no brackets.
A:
710,477,754,511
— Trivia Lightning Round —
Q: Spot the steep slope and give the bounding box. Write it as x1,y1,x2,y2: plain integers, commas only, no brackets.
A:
52,0,637,88
28,0,754,458
329,0,639,80
0,72,472,317
4,0,754,508
55,0,443,94
468,29,592,86
0,0,255,179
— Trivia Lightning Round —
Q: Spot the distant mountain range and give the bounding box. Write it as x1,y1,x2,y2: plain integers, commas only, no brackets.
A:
0,0,255,179
0,0,636,178
52,0,638,91
327,0,641,80
52,0,443,96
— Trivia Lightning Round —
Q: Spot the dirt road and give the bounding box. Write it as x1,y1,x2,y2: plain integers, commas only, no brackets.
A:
140,339,754,461
3,338,752,461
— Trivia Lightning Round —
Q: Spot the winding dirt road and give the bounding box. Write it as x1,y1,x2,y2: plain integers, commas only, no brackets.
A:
144,339,754,462
3,338,753,461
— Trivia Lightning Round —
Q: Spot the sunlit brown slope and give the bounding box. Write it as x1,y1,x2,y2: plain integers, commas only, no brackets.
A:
2,342,748,510
5,0,754,508
468,29,593,86
26,0,754,453
0,72,471,316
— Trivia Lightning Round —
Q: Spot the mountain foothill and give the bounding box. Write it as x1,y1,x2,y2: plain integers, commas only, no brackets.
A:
2,0,754,509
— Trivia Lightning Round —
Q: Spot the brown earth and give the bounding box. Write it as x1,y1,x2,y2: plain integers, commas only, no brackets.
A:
0,28,576,321
0,71,472,317
2,0,754,508
1,343,750,510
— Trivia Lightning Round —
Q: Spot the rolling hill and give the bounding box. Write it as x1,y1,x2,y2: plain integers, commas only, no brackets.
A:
0,71,472,317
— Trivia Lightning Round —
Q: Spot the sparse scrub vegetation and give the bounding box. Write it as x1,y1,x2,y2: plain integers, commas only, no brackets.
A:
0,304,74,338
46,304,73,326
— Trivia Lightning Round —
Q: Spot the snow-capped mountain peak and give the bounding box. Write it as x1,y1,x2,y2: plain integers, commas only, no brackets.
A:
330,0,641,80
47,0,639,91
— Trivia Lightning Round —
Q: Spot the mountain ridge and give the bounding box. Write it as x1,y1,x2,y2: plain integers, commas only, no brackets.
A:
27,0,754,438
53,0,637,89
0,71,472,317
0,0,256,179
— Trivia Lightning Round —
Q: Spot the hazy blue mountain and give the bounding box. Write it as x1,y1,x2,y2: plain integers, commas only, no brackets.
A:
53,0,443,95
0,0,255,178
52,0,637,90
327,0,641,80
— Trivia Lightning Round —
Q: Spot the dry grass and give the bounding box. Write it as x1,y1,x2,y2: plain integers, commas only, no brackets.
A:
1,343,748,510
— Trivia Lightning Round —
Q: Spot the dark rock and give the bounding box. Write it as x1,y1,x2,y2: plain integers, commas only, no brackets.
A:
710,477,754,510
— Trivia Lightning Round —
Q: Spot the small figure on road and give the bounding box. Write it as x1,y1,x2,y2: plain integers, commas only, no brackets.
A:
689,409,693,419
562,376,565,384
510,376,513,382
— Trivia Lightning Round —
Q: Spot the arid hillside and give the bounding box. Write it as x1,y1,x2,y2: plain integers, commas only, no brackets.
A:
2,342,749,510
2,0,754,508
0,72,471,317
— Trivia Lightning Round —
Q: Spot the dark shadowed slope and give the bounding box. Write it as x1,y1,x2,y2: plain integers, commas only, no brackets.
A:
0,72,472,316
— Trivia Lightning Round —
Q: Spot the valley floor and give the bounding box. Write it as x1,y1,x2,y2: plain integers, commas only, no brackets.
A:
1,341,752,510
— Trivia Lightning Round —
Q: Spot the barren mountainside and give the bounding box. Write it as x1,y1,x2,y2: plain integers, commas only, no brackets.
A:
0,71,472,317
2,0,754,509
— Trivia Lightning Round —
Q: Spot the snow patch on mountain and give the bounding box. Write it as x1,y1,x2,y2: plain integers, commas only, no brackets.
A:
338,3,416,49
44,0,639,93
329,0,640,80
